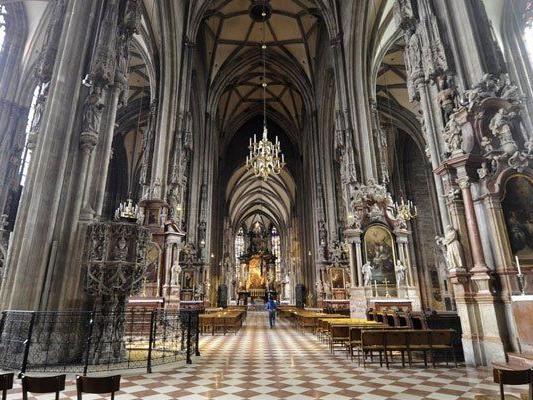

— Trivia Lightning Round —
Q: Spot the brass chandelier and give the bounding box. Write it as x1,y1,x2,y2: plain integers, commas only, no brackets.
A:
246,4,285,181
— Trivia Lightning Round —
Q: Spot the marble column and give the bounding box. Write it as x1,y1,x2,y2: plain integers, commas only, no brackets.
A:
456,176,489,277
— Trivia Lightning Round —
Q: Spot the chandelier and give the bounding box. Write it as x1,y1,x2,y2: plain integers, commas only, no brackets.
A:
246,3,285,181
392,197,418,221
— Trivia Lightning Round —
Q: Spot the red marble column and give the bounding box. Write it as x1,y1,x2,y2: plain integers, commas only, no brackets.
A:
457,177,489,274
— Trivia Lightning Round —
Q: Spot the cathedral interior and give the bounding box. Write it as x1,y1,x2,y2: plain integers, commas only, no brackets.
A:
0,0,532,398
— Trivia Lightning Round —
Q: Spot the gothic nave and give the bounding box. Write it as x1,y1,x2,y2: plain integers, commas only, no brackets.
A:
0,0,532,398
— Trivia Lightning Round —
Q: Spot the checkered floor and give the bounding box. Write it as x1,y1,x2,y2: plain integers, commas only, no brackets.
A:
6,311,528,399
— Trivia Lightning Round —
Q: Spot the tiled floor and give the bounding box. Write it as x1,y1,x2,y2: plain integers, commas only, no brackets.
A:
6,311,528,399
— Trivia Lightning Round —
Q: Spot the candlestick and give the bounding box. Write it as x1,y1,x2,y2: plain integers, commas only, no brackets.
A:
374,280,378,297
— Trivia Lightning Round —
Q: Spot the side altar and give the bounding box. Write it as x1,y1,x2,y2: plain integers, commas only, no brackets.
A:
341,181,422,317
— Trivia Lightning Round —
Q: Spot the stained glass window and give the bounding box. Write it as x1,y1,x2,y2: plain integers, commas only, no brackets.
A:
234,227,245,261
0,5,6,53
19,85,41,186
271,226,281,281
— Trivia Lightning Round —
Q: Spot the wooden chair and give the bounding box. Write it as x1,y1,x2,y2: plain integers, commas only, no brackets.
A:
329,325,350,354
474,365,532,400
407,330,431,368
430,329,457,367
348,327,363,364
361,330,386,368
22,374,66,400
76,375,121,400
0,373,13,400
384,330,408,368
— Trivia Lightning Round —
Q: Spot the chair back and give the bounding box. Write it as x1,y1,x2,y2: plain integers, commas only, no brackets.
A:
76,375,121,397
22,374,66,400
331,325,349,339
493,367,533,400
386,330,408,347
349,327,362,341
361,330,385,347
0,373,13,391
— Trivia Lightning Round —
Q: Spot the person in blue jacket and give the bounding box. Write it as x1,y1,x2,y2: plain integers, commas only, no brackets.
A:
265,297,277,328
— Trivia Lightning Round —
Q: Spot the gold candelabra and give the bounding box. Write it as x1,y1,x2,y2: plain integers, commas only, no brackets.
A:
392,197,418,221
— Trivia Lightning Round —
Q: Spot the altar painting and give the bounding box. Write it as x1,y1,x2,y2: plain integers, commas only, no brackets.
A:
363,225,396,284
246,254,265,289
329,267,346,289
502,176,533,260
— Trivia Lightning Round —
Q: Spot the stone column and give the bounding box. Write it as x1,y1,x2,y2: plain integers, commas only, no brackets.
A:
456,175,489,276
2,0,100,310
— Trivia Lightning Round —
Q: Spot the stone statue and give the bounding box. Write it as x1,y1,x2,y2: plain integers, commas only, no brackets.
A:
195,282,204,299
395,260,407,286
361,261,373,286
170,261,181,286
81,86,105,135
283,273,291,300
443,113,463,155
315,279,324,295
324,280,332,299
439,225,466,271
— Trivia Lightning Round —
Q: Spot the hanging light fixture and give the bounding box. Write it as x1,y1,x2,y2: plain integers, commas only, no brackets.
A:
246,2,285,181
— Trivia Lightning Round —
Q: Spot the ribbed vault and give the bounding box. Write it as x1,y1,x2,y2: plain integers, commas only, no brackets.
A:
226,165,295,233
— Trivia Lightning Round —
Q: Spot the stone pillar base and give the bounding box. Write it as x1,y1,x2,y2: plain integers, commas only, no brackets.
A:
350,287,370,318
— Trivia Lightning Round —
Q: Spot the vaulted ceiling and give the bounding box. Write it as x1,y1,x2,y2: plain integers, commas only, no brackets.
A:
226,164,296,233
201,0,321,140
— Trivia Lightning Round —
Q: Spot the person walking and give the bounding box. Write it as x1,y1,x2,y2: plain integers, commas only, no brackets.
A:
265,297,277,328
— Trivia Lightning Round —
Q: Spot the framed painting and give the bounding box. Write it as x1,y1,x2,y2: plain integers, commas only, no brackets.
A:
329,267,345,289
363,224,397,284
502,176,533,262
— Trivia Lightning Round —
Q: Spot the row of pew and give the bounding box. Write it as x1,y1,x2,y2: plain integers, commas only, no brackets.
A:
199,307,247,335
279,307,459,369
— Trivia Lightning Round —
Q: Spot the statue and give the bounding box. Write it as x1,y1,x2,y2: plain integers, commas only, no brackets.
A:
438,225,466,271
283,273,291,300
81,86,105,135
170,261,181,286
195,281,204,300
315,279,324,295
361,261,374,286
395,260,407,286
323,280,332,299
443,113,463,155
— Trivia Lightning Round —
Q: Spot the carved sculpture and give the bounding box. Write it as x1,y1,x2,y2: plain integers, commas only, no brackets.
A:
442,112,463,156
170,261,181,286
437,225,466,271
361,261,374,286
395,259,407,286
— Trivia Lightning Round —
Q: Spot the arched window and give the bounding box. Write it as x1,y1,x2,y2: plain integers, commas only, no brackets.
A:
0,5,6,52
19,85,41,186
271,226,281,281
234,227,245,262
524,4,533,64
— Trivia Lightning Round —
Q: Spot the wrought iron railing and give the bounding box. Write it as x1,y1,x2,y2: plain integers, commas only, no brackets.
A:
0,309,200,375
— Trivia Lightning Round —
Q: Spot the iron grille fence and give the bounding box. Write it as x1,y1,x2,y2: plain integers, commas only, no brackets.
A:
0,309,200,375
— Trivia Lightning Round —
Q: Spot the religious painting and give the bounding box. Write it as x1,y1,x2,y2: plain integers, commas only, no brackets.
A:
363,225,397,284
246,255,265,289
182,270,194,290
502,176,533,261
144,242,160,283
329,267,345,289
